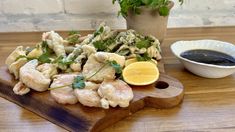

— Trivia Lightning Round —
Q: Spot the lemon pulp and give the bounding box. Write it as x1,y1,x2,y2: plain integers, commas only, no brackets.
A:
123,61,159,86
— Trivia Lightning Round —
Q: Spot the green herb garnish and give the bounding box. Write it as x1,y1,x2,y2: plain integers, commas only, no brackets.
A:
17,42,53,63
93,41,107,51
93,38,115,51
38,41,53,63
136,39,151,49
94,26,104,37
48,60,122,90
72,75,86,89
136,53,151,61
52,55,75,70
107,60,122,74
38,53,51,63
48,75,86,90
53,56,74,65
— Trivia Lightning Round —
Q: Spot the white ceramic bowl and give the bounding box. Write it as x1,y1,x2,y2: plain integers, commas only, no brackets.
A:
171,40,235,78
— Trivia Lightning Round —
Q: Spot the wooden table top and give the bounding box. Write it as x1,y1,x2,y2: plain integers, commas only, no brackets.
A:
0,27,235,132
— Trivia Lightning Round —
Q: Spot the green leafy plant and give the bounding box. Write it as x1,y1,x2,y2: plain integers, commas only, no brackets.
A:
112,0,183,17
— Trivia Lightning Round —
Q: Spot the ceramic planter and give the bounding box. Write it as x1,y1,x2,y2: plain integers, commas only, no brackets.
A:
126,1,174,43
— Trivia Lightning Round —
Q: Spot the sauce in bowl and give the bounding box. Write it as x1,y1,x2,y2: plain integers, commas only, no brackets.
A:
180,49,235,66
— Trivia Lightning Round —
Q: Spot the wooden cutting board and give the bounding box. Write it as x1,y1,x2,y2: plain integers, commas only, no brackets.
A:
0,60,184,132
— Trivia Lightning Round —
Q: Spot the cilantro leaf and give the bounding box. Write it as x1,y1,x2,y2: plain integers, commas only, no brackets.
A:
38,41,53,63
17,45,50,62
59,57,74,65
107,60,122,74
53,55,74,69
41,41,49,50
48,75,85,90
136,39,151,49
72,75,86,89
94,26,104,37
136,53,151,61
93,41,107,51
74,75,85,82
38,53,51,63
93,38,115,51
72,81,85,89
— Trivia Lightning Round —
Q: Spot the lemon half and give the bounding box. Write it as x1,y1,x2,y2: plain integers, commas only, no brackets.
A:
123,61,159,86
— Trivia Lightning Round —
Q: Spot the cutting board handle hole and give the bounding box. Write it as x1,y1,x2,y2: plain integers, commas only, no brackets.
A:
155,81,169,89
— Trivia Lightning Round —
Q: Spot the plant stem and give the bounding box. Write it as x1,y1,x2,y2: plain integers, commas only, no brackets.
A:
86,63,108,80
48,62,108,90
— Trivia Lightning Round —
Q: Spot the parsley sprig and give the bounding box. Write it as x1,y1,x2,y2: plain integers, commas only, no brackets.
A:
48,60,122,90
38,41,53,63
107,60,122,74
48,75,85,90
136,53,151,61
94,26,104,37
93,37,115,51
72,75,86,89
53,55,74,66
16,41,53,63
136,39,151,49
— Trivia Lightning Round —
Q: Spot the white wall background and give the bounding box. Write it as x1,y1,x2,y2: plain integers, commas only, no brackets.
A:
0,0,234,32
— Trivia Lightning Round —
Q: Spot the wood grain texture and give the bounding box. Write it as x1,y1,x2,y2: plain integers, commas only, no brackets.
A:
0,26,235,132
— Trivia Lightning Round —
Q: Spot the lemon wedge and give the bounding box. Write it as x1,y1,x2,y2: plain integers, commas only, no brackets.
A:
123,61,159,86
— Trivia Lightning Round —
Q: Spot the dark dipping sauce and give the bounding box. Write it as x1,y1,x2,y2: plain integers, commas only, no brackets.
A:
180,49,235,66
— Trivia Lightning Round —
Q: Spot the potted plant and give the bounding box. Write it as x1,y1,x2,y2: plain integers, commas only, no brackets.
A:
112,0,183,43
